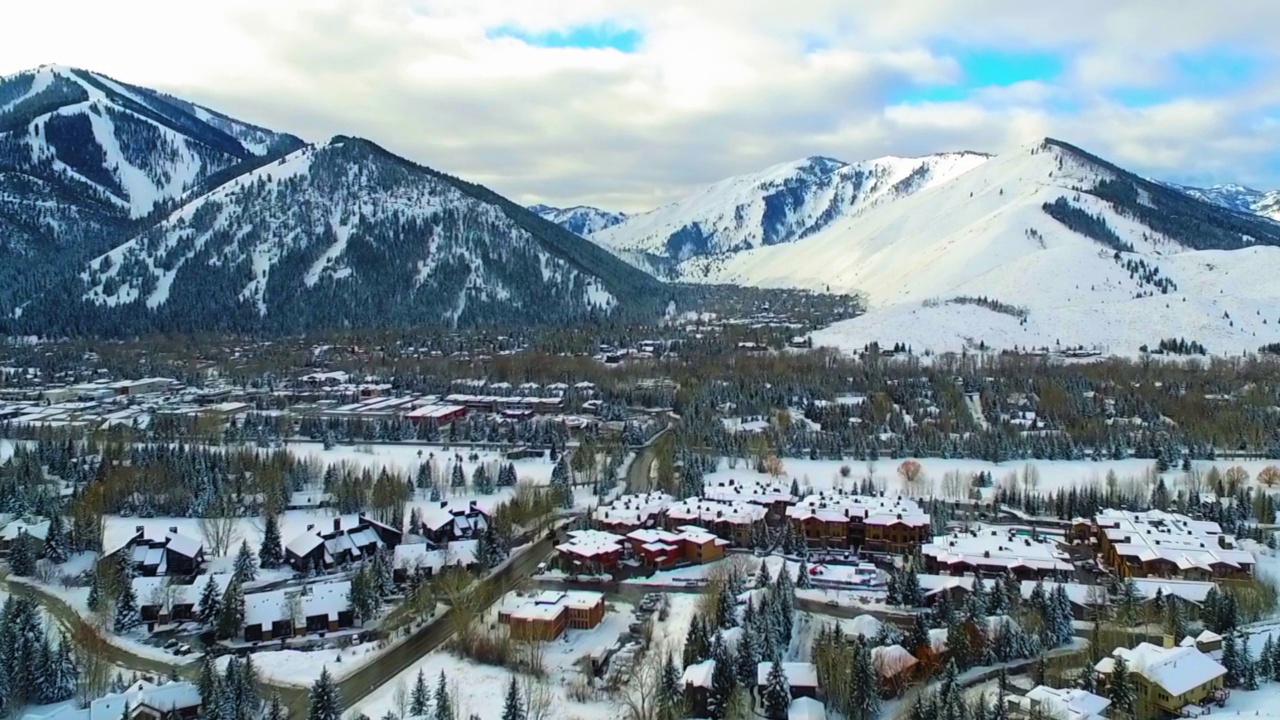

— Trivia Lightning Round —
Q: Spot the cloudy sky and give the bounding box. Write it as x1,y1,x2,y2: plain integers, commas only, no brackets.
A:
3,0,1278,211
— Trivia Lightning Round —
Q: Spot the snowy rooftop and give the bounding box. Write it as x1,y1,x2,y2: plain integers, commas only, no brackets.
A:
499,590,604,622
1098,509,1254,571
1095,643,1226,696
35,680,201,720
394,539,478,572
557,529,626,558
923,524,1072,572
243,580,352,627
1013,686,1111,720
788,697,826,720
704,477,794,505
594,492,676,526
786,491,929,526
756,661,819,688
666,498,767,525
682,659,715,688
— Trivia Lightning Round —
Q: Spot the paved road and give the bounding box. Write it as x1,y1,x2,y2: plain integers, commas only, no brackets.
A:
625,427,670,494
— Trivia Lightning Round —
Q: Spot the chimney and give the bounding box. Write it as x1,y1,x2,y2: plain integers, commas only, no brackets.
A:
135,525,144,534
334,518,342,533
307,524,315,532
169,526,178,534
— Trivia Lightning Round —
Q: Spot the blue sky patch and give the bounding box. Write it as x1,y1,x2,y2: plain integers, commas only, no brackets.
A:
1105,48,1263,107
487,23,642,52
894,47,1064,103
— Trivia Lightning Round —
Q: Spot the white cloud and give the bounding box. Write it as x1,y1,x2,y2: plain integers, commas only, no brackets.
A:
0,1,1277,209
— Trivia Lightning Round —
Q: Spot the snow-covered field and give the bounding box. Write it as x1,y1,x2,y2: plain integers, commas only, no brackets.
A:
704,456,1280,501
219,643,383,687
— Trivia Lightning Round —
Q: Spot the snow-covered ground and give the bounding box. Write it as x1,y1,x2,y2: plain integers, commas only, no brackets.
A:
219,642,383,687
352,600,647,720
704,456,1280,502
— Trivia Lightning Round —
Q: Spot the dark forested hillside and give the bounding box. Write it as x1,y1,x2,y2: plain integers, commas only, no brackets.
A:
11,137,664,335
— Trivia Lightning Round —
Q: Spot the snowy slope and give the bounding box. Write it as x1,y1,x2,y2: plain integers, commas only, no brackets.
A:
58,137,660,334
0,65,302,219
668,139,1280,356
529,204,627,236
1174,183,1280,222
590,152,990,261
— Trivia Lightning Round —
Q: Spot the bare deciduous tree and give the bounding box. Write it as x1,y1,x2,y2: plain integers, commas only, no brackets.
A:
199,498,240,556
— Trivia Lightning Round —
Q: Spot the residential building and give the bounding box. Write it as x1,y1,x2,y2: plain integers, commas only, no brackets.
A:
755,662,820,700
871,645,919,697
392,539,479,582
922,525,1073,579
1094,643,1226,718
594,492,675,533
284,514,402,572
1093,509,1255,580
134,574,233,627
785,492,930,551
556,529,627,574
1008,686,1110,720
497,590,605,641
703,478,794,516
418,502,490,545
111,527,206,577
242,580,354,641
626,526,730,568
664,498,766,546
35,680,200,720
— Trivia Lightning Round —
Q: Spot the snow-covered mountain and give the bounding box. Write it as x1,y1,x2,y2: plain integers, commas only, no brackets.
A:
22,137,660,335
589,152,990,262
1172,183,1280,222
0,66,660,335
656,139,1280,356
0,65,304,317
529,204,627,236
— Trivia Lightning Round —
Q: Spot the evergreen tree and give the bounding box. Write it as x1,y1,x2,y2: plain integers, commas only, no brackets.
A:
198,574,223,626
308,668,343,720
683,615,711,667
1165,599,1188,642
87,566,104,612
716,582,738,629
43,513,68,564
114,571,141,632
199,653,220,708
450,462,465,489
658,653,684,720
849,640,881,720
501,677,525,720
756,559,772,589
259,514,284,569
795,560,812,589
762,657,791,720
234,539,258,583
410,670,431,717
1222,632,1242,687
241,654,261,719
1260,636,1275,683
1109,656,1135,717
266,696,286,720
473,465,494,495
8,531,35,576
733,626,759,690
707,634,738,720
434,672,452,720
217,580,245,640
